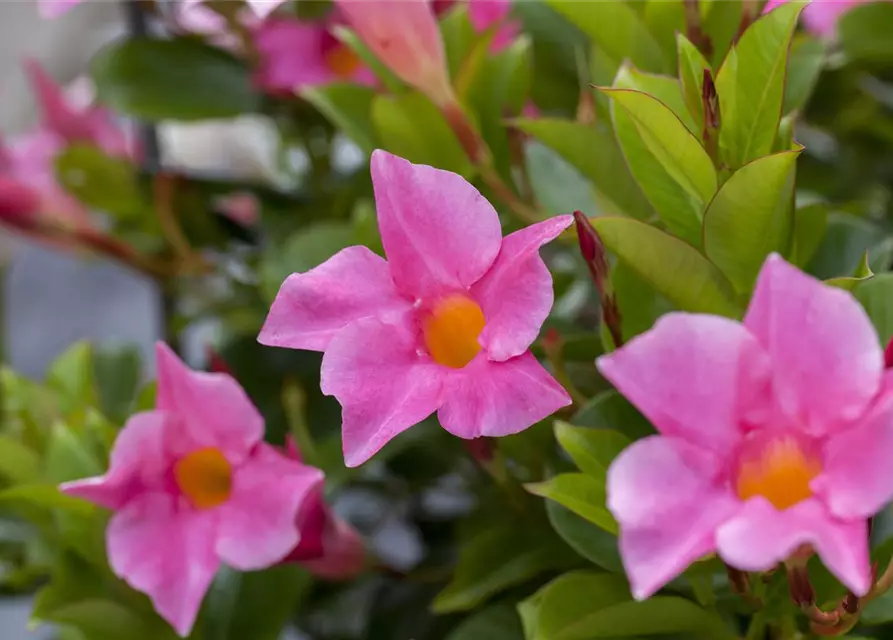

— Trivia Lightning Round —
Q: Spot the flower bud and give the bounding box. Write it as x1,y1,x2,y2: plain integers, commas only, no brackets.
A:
0,178,41,231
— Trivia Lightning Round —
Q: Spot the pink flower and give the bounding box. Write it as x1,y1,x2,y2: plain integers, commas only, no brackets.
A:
60,343,325,637
335,0,455,106
600,254,893,600
259,150,572,467
468,0,518,52
36,0,81,19
764,0,893,38
254,16,376,95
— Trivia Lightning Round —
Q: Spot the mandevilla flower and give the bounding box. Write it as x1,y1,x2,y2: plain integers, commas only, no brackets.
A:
254,15,375,95
601,254,893,600
764,0,893,38
335,0,455,107
260,150,572,467
60,343,325,637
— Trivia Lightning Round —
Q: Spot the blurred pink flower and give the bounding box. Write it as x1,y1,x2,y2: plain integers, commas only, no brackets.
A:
254,16,376,95
214,191,260,227
260,150,572,467
601,254,893,600
36,0,81,19
335,0,455,106
764,0,893,38
468,0,518,52
61,343,325,637
246,0,289,19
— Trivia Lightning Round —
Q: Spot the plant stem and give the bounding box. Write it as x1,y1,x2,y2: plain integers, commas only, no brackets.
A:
744,611,767,640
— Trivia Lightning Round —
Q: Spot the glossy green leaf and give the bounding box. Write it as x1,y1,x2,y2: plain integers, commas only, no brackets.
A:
526,473,617,533
92,37,259,121
613,261,673,341
614,64,697,133
554,422,629,479
855,273,893,346
677,34,711,132
791,203,829,268
441,5,477,79
546,501,623,573
809,214,884,280
514,118,652,219
535,571,631,640
572,390,655,441
839,1,893,62
827,252,874,291
605,89,716,245
525,141,597,215
644,0,687,65
46,342,96,416
0,435,40,484
517,592,543,640
93,345,141,424
590,217,741,317
302,83,378,154
446,603,524,640
54,145,146,220
372,92,472,177
716,1,804,167
546,0,670,73
703,150,799,292
784,35,827,115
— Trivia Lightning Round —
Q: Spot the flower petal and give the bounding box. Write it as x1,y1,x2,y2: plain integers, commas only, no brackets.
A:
216,443,324,570
299,514,367,580
371,150,502,300
253,19,333,94
258,246,409,351
60,411,170,509
107,493,219,637
321,316,444,467
717,498,871,596
745,254,883,436
473,215,573,361
814,371,893,519
468,0,512,31
608,437,735,599
437,351,571,438
597,313,770,456
155,342,263,462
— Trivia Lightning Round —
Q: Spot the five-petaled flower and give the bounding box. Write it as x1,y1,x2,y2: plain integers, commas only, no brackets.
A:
60,343,325,637
601,254,893,600
259,150,572,467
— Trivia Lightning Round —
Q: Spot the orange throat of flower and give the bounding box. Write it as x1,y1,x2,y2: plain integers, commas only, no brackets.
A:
736,435,821,511
324,45,362,79
175,447,233,510
422,294,486,369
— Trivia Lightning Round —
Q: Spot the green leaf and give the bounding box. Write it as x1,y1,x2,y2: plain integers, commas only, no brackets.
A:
715,1,804,167
855,273,893,346
591,217,742,317
44,599,170,640
514,118,652,219
91,37,259,121
526,473,617,533
446,603,525,640
524,141,597,215
702,150,799,292
827,252,874,291
784,35,827,115
546,501,622,573
54,145,146,220
677,34,711,133
441,4,477,79
791,202,829,268
134,381,157,413
809,214,883,280
301,83,378,155
432,524,575,613
43,423,103,484
46,342,96,416
572,390,655,442
644,1,687,65
93,345,141,424
372,92,472,177
613,261,673,341
702,0,744,67
202,565,312,640
259,221,355,302
0,484,94,515
614,64,697,133
546,0,670,73
518,592,543,640
554,422,629,479
0,435,40,484
839,1,893,63
535,571,631,640
604,89,717,246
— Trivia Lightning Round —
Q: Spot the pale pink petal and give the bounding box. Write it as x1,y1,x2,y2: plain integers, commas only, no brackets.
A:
253,19,335,94
597,313,771,456
37,0,81,19
216,443,324,570
745,254,883,437
60,411,171,509
468,0,512,31
717,498,871,596
437,351,571,438
320,316,444,467
608,437,736,599
258,246,410,351
473,215,572,361
107,493,219,636
155,342,263,461
370,150,502,300
814,371,893,519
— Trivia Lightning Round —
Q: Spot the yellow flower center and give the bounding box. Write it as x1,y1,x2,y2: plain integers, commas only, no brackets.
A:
324,45,362,79
423,294,486,369
174,447,233,510
736,436,821,511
